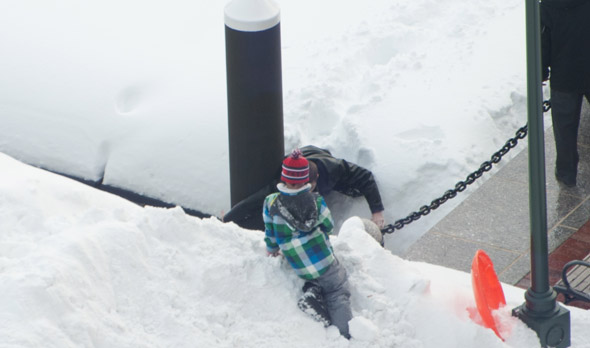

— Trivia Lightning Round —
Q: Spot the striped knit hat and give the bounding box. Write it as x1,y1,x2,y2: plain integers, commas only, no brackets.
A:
281,149,309,184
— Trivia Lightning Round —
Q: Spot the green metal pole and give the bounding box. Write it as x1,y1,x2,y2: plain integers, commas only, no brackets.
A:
527,0,549,299
512,1,570,347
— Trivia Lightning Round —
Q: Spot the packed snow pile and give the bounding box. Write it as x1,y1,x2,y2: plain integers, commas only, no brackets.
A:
3,153,590,348
0,0,534,254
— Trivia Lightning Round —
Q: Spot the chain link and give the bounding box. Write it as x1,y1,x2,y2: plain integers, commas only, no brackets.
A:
381,100,552,235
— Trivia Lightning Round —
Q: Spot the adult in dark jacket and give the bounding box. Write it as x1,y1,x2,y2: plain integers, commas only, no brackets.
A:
541,0,590,187
223,145,385,231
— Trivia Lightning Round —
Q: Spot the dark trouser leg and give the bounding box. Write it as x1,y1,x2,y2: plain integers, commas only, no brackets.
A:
551,89,583,184
313,258,352,338
222,182,276,230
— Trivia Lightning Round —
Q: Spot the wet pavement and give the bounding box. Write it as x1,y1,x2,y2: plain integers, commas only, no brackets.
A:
403,100,590,308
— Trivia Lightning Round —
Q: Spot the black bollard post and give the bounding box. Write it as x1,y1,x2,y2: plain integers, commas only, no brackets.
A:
224,0,285,207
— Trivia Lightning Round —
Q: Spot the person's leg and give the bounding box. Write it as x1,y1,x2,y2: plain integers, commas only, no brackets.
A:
551,89,583,186
222,182,275,230
315,258,352,338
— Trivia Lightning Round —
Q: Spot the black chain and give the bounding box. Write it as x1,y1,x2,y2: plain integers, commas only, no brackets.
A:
380,100,552,235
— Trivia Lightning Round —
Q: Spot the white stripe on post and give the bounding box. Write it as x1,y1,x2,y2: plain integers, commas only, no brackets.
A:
224,0,280,32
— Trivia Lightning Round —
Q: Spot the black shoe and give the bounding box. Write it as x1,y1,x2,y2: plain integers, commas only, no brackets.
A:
298,282,331,327
555,170,576,187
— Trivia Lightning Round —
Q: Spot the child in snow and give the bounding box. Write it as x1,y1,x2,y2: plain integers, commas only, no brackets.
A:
263,149,353,338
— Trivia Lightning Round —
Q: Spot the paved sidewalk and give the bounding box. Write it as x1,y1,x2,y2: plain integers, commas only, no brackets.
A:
403,101,590,290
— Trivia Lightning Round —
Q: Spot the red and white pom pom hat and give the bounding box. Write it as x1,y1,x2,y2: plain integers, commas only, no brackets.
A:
281,149,309,184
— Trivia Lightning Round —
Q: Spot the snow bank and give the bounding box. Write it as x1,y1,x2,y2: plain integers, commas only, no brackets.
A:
0,0,532,251
3,153,589,348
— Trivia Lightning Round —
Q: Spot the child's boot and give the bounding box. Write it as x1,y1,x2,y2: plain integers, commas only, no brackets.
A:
297,282,331,327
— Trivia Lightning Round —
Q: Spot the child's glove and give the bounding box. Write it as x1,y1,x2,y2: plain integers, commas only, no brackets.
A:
267,250,280,257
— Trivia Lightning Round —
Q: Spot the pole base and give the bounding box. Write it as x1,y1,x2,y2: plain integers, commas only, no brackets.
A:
512,302,570,347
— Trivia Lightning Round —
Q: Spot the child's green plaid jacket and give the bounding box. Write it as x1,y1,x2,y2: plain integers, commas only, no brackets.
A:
263,190,335,280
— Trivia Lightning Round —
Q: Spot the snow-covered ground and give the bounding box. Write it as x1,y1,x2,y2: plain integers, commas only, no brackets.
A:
3,1,584,346
2,152,589,347
0,0,537,254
